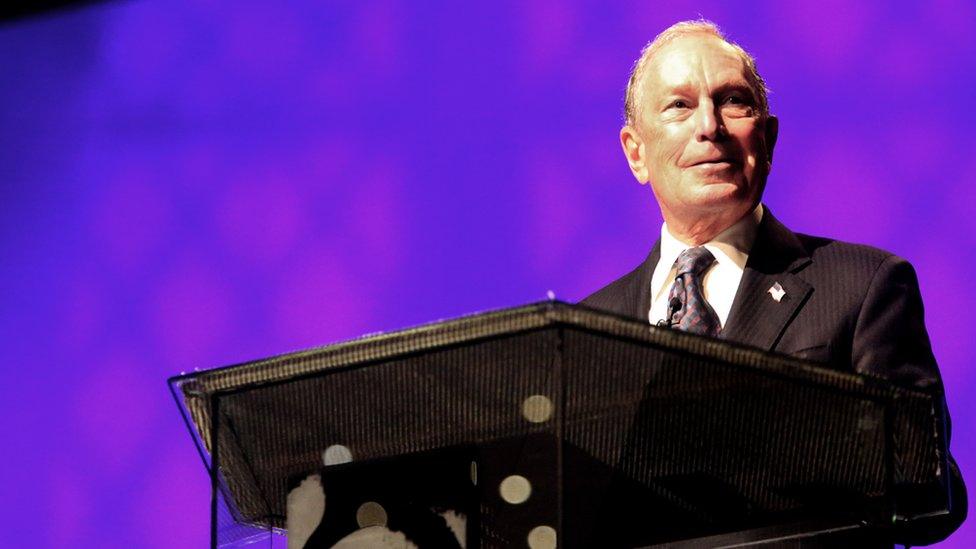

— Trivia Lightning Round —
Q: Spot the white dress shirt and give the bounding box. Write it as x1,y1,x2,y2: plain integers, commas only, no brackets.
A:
649,205,764,328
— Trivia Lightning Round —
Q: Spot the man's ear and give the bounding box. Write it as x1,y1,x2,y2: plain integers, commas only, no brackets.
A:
764,115,779,165
620,125,650,184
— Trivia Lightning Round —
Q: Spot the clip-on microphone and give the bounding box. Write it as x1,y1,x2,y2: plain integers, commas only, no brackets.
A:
656,297,682,328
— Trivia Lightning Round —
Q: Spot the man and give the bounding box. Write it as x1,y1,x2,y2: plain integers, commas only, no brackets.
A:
582,20,965,544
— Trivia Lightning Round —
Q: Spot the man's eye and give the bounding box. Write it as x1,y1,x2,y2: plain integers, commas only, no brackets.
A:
723,94,755,107
671,100,689,109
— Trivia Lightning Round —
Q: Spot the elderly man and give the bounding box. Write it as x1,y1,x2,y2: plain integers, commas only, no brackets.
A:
582,21,965,545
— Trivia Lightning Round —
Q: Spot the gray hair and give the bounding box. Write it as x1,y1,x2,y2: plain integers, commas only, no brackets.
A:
623,20,770,126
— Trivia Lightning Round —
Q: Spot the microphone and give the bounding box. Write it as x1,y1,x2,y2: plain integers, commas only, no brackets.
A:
657,297,683,328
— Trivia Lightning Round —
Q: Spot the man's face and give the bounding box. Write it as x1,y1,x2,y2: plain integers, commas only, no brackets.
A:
622,34,777,229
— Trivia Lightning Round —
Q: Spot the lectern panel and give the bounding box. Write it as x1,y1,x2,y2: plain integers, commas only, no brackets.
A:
215,330,560,526
561,329,891,545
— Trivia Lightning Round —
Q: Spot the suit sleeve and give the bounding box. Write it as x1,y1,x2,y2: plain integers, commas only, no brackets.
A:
852,255,966,545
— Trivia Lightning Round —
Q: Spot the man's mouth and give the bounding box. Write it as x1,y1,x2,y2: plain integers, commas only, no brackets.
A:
691,157,738,167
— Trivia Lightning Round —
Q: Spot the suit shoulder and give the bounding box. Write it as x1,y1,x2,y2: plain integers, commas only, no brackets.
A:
579,263,643,316
794,232,905,274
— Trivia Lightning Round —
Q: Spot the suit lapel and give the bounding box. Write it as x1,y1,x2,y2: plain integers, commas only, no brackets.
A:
630,241,661,319
580,241,660,321
721,210,813,351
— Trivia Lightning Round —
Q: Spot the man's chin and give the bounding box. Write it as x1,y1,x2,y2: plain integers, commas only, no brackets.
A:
690,181,750,206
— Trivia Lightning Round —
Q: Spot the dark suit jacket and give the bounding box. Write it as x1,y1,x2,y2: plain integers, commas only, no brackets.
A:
581,208,966,545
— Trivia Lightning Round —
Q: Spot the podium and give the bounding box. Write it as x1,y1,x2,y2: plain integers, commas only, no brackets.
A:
168,302,952,548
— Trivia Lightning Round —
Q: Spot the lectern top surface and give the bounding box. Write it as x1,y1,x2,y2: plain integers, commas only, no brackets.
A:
168,301,904,400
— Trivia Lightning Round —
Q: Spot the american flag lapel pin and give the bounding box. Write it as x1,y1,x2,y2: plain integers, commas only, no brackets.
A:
768,282,786,302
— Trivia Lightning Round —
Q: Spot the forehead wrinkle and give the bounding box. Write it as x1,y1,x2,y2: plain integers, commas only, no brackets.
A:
647,40,749,101
655,51,700,89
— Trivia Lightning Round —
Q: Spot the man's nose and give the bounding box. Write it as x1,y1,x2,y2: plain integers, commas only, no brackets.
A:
694,102,722,141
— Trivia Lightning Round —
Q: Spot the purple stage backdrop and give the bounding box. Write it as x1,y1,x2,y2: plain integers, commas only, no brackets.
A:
1,1,974,547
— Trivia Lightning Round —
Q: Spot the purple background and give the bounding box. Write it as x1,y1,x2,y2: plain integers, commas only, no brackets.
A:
2,1,974,547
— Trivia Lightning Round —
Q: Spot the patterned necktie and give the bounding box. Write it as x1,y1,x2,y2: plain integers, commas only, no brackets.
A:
665,247,722,337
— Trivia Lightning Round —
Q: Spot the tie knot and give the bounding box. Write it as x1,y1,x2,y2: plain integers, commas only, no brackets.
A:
674,246,716,276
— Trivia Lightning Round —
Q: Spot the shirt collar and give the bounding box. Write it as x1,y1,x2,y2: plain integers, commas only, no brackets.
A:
654,204,764,294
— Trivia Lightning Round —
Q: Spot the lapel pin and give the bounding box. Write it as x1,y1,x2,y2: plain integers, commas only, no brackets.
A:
768,282,786,302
